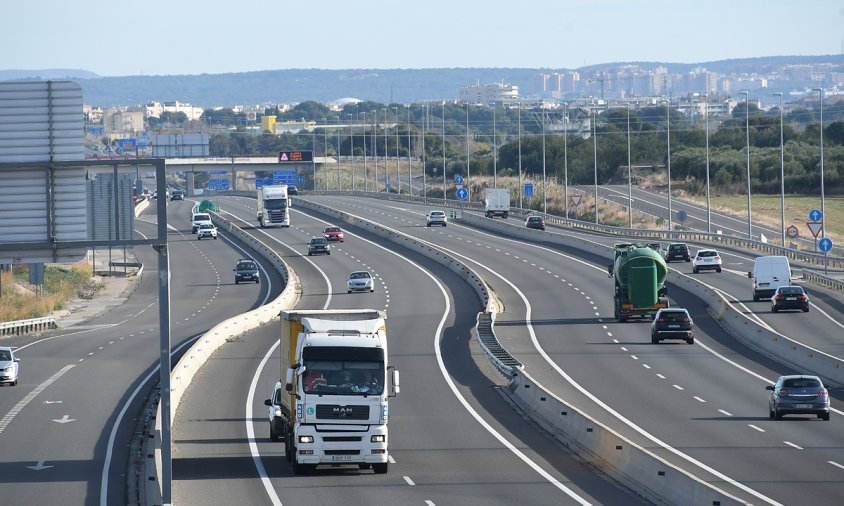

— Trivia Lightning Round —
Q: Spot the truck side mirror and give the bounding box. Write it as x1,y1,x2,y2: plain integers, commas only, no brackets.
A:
285,368,294,393
765,385,774,391
264,399,272,406
747,271,753,279
388,366,400,397
607,264,613,278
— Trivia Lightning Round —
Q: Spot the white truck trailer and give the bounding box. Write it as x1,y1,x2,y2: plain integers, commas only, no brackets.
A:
257,184,290,227
484,188,510,218
265,309,399,474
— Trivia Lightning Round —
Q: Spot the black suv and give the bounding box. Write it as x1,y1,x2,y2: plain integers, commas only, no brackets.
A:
288,185,299,195
170,190,185,201
663,243,690,263
525,216,545,230
234,259,259,284
307,237,331,256
651,308,694,344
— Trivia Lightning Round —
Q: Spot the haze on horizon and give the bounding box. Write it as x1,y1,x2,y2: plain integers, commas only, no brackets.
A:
4,0,843,77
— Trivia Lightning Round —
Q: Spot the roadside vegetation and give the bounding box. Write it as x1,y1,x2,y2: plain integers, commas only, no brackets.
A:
0,261,96,322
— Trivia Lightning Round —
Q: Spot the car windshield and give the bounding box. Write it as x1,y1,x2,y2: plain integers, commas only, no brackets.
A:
302,360,384,395
325,227,340,233
194,214,210,221
528,217,542,222
237,262,256,270
349,272,370,279
311,238,327,245
778,287,803,295
782,378,821,388
430,212,444,217
660,311,689,322
697,251,717,257
0,350,10,361
265,199,287,210
670,245,687,251
200,224,213,229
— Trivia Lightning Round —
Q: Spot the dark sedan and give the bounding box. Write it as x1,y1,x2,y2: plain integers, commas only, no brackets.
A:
767,375,829,420
525,216,545,230
307,237,331,256
771,285,809,313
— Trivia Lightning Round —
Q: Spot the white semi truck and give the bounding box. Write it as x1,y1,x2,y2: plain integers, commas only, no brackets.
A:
265,309,399,474
484,187,510,218
257,184,291,227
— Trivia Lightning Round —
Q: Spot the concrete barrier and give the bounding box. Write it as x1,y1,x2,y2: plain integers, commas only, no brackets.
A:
145,211,301,505
505,369,745,505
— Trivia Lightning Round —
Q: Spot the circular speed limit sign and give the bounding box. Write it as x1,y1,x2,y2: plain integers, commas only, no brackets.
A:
786,225,799,238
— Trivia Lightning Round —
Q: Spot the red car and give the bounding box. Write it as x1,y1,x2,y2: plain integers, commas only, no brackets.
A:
323,226,345,242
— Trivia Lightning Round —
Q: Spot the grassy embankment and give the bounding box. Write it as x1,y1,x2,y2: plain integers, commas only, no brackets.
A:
0,261,95,322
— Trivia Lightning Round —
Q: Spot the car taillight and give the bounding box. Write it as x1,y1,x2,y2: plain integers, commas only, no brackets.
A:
656,318,664,322
682,317,691,323
714,256,720,261
775,295,785,301
818,389,827,399
778,390,789,397
799,295,808,300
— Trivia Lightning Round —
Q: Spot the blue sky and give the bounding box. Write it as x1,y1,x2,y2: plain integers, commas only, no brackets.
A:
3,0,842,76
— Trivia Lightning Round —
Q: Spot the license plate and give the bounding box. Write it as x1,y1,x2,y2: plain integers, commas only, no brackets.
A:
786,297,796,301
668,324,680,328
331,455,353,462
795,404,813,409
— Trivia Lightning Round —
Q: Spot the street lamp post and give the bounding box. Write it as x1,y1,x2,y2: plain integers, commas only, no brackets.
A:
563,102,569,219
812,87,826,239
442,102,447,203
336,117,341,191
322,117,327,191
774,92,785,245
542,109,547,213
349,114,355,191
372,111,378,192
593,106,598,224
407,107,412,196
705,95,711,233
393,107,400,194
627,102,632,228
383,109,388,189
517,101,522,209
422,102,427,198
741,91,752,239
666,100,672,230
363,111,368,193
493,101,497,188
466,103,471,201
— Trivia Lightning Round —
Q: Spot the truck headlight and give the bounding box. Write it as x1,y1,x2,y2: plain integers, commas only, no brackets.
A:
274,408,282,417
298,435,314,444
370,435,385,443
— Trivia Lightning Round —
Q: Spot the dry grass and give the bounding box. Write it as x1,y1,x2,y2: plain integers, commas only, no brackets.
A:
0,261,94,322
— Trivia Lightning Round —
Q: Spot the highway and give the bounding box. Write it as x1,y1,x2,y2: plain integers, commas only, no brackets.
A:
0,199,284,505
170,195,643,505
284,195,844,505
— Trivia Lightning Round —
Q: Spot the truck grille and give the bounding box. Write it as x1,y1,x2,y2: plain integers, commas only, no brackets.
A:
324,450,361,456
268,210,286,221
316,405,369,420
323,436,363,442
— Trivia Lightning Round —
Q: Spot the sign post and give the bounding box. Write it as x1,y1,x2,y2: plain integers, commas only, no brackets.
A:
570,194,582,219
818,237,833,275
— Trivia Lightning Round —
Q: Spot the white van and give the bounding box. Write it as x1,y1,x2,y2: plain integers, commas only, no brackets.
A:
748,256,792,301
191,212,212,233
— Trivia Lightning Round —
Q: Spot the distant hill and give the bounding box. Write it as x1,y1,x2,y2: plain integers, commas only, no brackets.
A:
0,68,100,81
4,54,842,108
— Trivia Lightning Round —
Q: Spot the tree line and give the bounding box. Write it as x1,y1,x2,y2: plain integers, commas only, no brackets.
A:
202,99,844,196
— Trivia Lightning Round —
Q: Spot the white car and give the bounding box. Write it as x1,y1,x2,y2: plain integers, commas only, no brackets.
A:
197,223,218,240
426,210,447,227
192,212,212,233
692,249,722,273
0,347,20,386
347,271,375,293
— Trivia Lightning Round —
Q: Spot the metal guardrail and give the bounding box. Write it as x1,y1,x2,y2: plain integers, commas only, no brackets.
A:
474,312,521,378
0,316,58,337
803,269,844,292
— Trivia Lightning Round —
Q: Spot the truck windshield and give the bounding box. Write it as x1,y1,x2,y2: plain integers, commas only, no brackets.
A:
302,360,384,396
265,199,287,210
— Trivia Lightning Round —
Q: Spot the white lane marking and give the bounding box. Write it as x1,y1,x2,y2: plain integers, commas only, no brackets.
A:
673,384,684,391
0,365,74,436
403,476,415,486
642,364,651,369
425,501,436,506
748,425,765,432
828,461,844,470
620,347,628,352
656,374,666,379
784,441,803,450
693,396,706,403
389,455,396,464
339,203,775,505
630,355,638,360
719,409,733,417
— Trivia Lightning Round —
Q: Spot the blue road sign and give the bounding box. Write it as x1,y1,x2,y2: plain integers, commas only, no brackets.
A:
456,187,468,200
209,170,228,175
524,183,534,197
385,183,391,191
298,177,305,184
272,170,297,185
819,237,833,253
677,210,688,223
208,178,230,190
809,209,822,222
455,175,464,185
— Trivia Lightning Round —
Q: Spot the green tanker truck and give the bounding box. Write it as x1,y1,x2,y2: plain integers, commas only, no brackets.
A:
608,243,669,322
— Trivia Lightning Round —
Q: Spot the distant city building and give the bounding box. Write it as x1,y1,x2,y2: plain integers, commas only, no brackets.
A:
459,82,519,105
144,101,204,121
83,105,104,123
103,109,144,134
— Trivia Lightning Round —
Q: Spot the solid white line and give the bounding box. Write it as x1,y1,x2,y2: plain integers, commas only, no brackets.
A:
748,425,765,432
828,461,844,470
783,441,803,450
403,476,415,486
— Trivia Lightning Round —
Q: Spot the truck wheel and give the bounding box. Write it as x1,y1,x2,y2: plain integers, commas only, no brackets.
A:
235,280,239,285
503,212,508,219
651,334,659,344
373,463,388,474
693,267,698,274
358,463,372,470
270,426,280,442
291,453,314,475
284,433,293,462
256,279,260,284
752,294,759,302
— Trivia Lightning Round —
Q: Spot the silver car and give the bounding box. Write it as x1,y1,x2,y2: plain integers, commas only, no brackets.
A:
347,271,375,293
767,375,830,421
0,347,20,386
